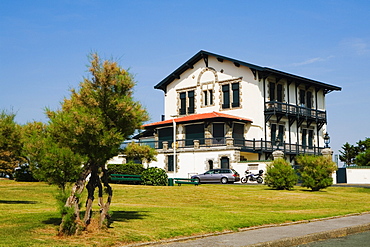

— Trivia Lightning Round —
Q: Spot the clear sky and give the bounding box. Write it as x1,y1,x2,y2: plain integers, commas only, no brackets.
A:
1,0,369,158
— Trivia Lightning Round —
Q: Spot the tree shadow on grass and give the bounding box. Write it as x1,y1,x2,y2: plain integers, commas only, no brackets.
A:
42,218,61,226
41,210,149,228
110,210,149,222
0,200,38,204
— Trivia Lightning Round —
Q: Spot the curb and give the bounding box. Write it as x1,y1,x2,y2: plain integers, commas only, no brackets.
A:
249,223,370,247
123,212,370,247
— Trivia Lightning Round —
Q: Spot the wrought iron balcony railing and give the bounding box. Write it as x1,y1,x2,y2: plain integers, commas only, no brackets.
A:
136,138,324,156
265,101,326,122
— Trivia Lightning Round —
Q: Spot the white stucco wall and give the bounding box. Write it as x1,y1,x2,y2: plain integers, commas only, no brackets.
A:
346,168,370,184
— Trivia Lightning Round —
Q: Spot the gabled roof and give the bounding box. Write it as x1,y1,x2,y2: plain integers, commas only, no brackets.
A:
154,50,342,93
142,111,252,129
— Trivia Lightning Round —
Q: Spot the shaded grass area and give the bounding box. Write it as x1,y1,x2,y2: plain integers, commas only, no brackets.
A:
1,179,370,246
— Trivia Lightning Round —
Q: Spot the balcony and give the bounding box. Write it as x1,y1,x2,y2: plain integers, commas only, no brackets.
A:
136,138,324,156
265,101,326,123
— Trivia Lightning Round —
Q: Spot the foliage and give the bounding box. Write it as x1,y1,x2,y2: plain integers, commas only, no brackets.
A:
265,158,298,190
297,154,337,191
0,110,24,178
46,53,148,165
107,162,145,175
355,138,370,166
13,163,38,182
339,142,359,166
44,53,149,233
339,138,370,166
22,121,84,192
124,141,157,165
141,167,168,186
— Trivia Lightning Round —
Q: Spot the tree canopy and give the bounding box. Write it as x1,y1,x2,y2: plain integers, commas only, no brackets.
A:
0,110,24,178
339,138,370,166
44,53,149,234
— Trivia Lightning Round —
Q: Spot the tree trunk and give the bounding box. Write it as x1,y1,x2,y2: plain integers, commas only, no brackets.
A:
83,164,99,225
59,163,91,235
99,168,112,228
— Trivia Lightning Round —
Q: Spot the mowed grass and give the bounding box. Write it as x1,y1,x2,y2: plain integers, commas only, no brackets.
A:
1,180,370,246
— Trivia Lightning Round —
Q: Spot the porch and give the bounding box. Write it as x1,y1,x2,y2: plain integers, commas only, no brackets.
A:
136,137,324,156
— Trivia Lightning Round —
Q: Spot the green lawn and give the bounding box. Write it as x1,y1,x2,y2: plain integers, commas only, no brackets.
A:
1,179,370,246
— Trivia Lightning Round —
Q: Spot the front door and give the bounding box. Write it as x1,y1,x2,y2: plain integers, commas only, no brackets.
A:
220,157,229,169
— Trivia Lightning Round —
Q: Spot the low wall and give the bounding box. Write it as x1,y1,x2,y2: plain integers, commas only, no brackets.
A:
346,167,370,184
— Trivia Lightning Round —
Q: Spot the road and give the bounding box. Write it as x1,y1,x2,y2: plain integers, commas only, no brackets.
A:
296,231,370,246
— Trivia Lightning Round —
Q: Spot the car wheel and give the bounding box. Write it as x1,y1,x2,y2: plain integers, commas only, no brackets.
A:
221,177,228,184
193,178,200,184
257,177,263,184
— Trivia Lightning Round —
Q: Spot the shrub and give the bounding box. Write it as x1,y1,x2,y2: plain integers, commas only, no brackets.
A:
14,163,38,182
107,162,145,175
297,154,337,191
141,167,168,186
265,158,298,190
107,162,145,184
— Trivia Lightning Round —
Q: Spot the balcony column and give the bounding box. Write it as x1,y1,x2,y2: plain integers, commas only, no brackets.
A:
194,139,200,149
272,150,284,160
226,137,234,147
163,141,168,151
321,148,333,160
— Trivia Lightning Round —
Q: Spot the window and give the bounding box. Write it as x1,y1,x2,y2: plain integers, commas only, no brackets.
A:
222,84,230,109
299,89,313,108
213,123,225,144
179,90,195,115
232,82,240,107
302,129,314,149
271,123,284,146
203,89,213,106
185,124,204,146
179,92,186,115
222,82,240,109
158,127,173,149
167,155,174,172
188,91,194,114
232,123,244,145
269,82,283,102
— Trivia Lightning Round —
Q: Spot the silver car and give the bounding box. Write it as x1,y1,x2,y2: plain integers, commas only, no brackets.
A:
191,169,240,184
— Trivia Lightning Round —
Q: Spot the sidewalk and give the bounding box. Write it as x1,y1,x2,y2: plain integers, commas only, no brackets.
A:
126,213,370,247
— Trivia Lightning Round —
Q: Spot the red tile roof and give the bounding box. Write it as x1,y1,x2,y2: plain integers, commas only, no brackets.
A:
143,112,252,128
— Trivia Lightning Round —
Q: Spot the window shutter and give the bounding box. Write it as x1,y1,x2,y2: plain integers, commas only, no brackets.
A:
232,82,240,107
188,90,194,114
222,84,230,109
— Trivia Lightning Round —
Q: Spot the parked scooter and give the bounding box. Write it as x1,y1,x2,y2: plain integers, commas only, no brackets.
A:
241,170,264,184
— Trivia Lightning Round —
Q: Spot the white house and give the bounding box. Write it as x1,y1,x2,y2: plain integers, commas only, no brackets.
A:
134,50,341,179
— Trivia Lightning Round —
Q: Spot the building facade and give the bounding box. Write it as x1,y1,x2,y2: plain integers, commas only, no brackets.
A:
135,51,341,179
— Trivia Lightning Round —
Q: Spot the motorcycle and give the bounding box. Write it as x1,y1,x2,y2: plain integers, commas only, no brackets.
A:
241,169,264,184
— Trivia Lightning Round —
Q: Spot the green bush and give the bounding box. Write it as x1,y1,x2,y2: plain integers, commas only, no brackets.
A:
265,158,298,190
107,162,145,184
107,162,145,175
141,167,168,186
297,154,337,191
14,164,38,182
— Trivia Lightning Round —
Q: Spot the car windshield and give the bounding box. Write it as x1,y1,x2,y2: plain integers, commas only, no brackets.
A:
205,171,214,174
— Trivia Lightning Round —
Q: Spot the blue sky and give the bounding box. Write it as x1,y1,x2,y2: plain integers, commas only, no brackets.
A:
1,0,369,157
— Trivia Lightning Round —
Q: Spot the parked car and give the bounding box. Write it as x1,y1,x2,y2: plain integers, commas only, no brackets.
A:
191,169,240,184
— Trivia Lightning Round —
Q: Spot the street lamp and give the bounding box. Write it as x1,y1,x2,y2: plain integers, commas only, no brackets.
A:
323,132,330,148
170,115,178,179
